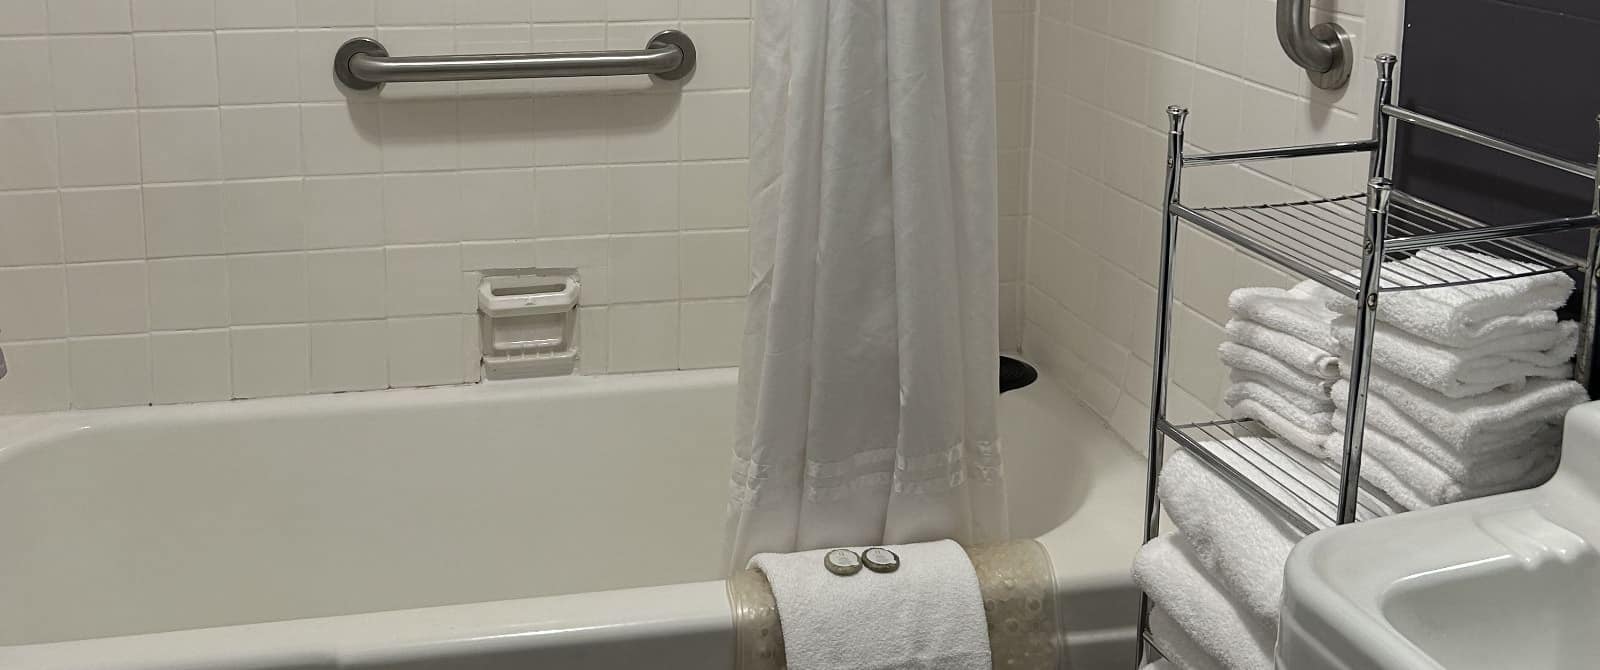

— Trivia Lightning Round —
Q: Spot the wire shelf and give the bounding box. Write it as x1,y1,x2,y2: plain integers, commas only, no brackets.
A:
1157,417,1400,535
1175,192,1594,296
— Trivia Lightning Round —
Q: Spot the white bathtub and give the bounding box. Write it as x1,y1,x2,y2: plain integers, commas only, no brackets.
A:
0,368,1144,669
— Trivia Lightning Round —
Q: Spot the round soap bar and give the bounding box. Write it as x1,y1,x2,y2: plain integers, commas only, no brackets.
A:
861,547,900,573
824,549,862,576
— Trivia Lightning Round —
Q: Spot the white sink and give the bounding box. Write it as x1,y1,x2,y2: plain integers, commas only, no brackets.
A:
1279,402,1600,669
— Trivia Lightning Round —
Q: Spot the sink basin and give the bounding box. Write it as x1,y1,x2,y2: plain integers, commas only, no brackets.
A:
1279,402,1600,670
1382,545,1600,669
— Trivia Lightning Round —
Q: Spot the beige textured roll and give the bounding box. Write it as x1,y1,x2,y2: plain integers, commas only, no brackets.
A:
727,540,1063,670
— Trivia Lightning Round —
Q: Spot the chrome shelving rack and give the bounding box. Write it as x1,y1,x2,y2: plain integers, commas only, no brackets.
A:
1135,54,1600,667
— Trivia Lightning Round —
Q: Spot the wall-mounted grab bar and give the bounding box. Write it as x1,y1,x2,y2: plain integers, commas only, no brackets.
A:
334,30,696,90
1276,0,1351,90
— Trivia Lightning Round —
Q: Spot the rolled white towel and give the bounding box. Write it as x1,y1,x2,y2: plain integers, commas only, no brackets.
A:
749,540,991,670
1132,534,1274,670
1333,317,1576,398
1228,281,1341,351
1354,446,1560,510
1228,319,1341,380
1325,425,1557,503
1219,342,1335,400
1341,370,1588,454
1331,378,1568,473
1325,248,1574,346
1148,607,1223,670
1158,450,1298,624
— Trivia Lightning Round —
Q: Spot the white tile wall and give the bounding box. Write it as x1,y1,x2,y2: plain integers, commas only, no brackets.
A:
1022,0,1403,448
0,0,1032,415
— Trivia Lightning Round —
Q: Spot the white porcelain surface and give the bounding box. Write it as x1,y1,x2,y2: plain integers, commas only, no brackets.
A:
0,368,1143,669
1280,401,1600,670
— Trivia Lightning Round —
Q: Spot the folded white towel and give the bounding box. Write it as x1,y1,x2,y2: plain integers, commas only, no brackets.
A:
1340,371,1588,454
1149,607,1223,670
1158,450,1298,624
1326,424,1556,501
1132,534,1274,670
1331,378,1568,474
1225,381,1335,435
1229,398,1333,458
1333,317,1577,398
1325,249,1574,346
749,540,991,670
1228,319,1341,380
1228,281,1341,351
1230,372,1334,414
1354,447,1561,510
1219,342,1335,400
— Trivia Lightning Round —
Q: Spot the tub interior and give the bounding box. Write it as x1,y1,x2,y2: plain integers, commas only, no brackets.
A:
0,370,1091,647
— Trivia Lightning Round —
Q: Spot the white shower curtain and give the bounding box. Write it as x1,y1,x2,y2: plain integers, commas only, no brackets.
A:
725,0,1008,569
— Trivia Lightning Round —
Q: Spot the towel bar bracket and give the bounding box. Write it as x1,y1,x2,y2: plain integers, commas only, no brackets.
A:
1277,0,1352,90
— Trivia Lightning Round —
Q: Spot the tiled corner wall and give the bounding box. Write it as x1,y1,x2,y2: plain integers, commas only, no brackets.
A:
0,0,1034,415
1022,0,1403,448
996,0,1034,353
0,0,758,414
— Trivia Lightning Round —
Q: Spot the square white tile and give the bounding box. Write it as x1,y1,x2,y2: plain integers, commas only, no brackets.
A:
387,315,463,387
385,244,464,316
49,35,135,110
139,108,222,183
679,298,745,369
303,175,384,249
132,0,214,30
301,102,382,175
223,178,305,253
609,164,679,233
133,32,219,107
228,252,308,325
609,233,679,303
679,229,747,299
150,329,231,404
143,182,224,257
307,247,385,320
0,115,58,190
148,256,230,330
0,266,67,341
608,302,678,372
0,340,70,414
60,186,145,262
69,335,151,409
230,324,309,398
0,191,62,266
0,37,52,113
535,166,608,237
221,105,303,179
309,319,388,392
48,0,132,33
56,111,141,187
217,30,300,104
66,261,148,336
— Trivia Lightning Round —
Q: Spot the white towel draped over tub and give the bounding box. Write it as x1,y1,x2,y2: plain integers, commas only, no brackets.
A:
725,0,1009,569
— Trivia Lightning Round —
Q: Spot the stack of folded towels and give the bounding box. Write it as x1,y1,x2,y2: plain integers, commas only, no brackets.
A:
1135,249,1590,669
1319,249,1588,509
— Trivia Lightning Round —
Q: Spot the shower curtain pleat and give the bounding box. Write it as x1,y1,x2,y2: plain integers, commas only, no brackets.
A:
725,0,1007,570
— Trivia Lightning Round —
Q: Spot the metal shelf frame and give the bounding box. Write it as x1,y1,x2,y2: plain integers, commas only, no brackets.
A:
1133,53,1600,669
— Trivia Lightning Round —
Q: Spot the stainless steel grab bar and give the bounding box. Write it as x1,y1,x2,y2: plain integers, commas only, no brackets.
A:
1276,0,1351,89
334,30,696,90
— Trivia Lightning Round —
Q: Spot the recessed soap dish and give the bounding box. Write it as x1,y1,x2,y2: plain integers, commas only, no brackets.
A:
478,271,580,379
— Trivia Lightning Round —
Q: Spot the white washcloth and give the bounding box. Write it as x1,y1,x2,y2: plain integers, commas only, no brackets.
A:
1325,248,1574,346
1354,447,1561,510
1227,319,1341,380
1228,281,1341,351
1219,342,1335,400
1334,317,1577,398
1331,378,1569,472
1149,607,1223,670
1225,381,1335,435
1158,450,1298,624
1341,371,1588,454
1229,372,1333,414
1132,534,1274,670
1229,398,1333,457
749,540,991,670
